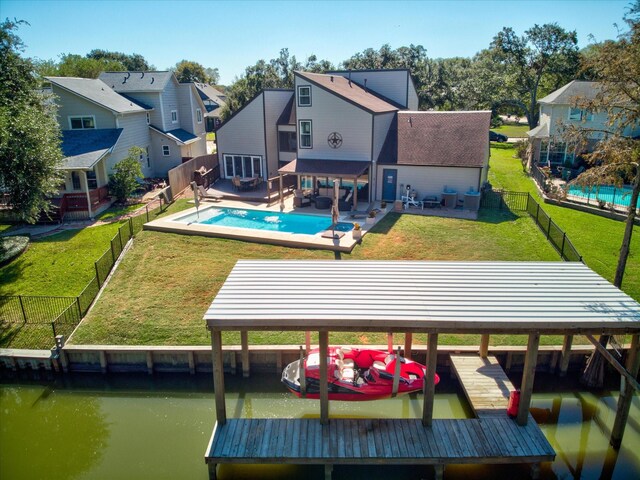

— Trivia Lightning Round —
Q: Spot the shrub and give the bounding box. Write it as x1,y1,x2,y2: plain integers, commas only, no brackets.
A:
0,235,29,265
109,147,144,203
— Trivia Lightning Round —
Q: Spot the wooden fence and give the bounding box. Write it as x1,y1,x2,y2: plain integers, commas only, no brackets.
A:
167,154,220,197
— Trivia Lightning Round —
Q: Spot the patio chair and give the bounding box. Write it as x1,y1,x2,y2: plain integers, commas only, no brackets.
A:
232,176,242,191
196,185,223,202
293,189,311,208
422,195,441,208
338,189,353,211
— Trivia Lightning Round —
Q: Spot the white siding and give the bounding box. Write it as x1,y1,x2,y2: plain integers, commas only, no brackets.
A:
407,78,419,110
107,112,152,174
161,80,180,130
295,76,372,162
52,85,116,129
128,92,162,127
372,112,395,161
264,90,294,177
377,165,481,201
150,130,181,176
216,93,266,178
331,70,409,108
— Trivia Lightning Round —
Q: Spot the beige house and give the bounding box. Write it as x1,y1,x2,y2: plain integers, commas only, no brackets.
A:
215,68,490,205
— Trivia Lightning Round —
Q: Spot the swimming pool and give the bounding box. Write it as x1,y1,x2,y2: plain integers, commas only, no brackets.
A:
176,207,354,235
567,185,640,208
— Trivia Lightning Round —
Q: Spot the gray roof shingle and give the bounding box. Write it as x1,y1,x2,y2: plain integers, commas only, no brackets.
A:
47,77,147,114
60,129,122,170
98,71,174,92
538,81,601,105
149,126,199,144
379,111,491,168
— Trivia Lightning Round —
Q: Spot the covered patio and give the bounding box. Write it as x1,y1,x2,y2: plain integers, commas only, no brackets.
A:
204,260,640,479
278,158,370,211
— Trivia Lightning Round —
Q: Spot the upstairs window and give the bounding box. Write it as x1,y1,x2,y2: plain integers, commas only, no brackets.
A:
162,145,170,156
171,110,178,123
69,116,95,130
279,131,297,152
569,108,593,121
299,120,312,148
146,113,150,125
196,108,202,124
298,86,311,107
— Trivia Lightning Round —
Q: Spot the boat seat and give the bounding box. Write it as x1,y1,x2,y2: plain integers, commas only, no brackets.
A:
341,367,355,381
373,360,386,370
336,348,355,368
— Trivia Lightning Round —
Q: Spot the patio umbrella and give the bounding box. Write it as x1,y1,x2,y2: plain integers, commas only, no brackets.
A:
331,180,340,237
190,181,200,220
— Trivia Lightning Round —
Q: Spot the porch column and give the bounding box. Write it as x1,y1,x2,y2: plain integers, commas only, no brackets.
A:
422,333,438,427
404,333,413,360
559,335,573,376
82,171,93,218
353,177,358,211
278,174,284,211
319,330,329,424
611,334,640,449
517,332,540,426
210,329,226,425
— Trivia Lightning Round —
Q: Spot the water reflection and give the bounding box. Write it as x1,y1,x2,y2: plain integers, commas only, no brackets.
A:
0,371,638,480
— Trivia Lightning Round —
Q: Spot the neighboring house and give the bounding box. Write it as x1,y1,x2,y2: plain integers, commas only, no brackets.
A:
100,71,207,173
46,72,207,218
194,83,227,132
215,68,490,204
527,80,640,167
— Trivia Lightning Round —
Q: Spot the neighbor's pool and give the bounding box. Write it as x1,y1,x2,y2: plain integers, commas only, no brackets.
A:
567,185,640,208
176,207,354,235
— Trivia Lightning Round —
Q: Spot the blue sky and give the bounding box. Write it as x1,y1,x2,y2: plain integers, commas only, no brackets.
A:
2,0,631,84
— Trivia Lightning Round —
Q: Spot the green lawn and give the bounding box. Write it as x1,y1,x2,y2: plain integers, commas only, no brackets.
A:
489,144,640,301
95,203,145,221
493,123,530,138
71,209,559,346
206,132,216,142
0,222,124,297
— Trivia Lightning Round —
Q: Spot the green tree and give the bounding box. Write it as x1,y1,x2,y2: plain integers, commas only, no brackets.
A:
173,60,216,83
0,19,63,223
490,23,580,128
56,53,125,78
87,49,152,71
563,1,640,289
108,147,144,203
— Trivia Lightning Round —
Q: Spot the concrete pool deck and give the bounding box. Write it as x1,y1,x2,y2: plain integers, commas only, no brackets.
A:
143,198,385,252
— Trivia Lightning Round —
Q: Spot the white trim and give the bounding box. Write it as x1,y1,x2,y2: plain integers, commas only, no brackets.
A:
196,108,202,124
297,85,311,106
162,145,170,156
223,154,264,179
68,115,96,130
299,120,312,149
159,93,166,130
171,110,178,124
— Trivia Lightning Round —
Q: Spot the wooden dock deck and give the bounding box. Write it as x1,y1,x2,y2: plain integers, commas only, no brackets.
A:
205,416,555,478
449,354,514,418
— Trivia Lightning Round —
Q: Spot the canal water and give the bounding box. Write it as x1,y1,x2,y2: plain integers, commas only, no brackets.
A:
1,371,638,480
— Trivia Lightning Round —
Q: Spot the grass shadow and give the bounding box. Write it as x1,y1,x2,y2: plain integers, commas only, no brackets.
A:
368,212,402,234
477,208,520,224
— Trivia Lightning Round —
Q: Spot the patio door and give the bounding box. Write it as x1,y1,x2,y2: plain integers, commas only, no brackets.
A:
224,155,264,179
382,169,397,201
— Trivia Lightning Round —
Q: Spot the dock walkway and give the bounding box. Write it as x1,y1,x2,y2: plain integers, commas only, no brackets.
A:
449,354,514,417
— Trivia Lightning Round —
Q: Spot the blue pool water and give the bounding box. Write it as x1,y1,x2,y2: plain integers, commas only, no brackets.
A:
179,207,354,235
567,185,639,208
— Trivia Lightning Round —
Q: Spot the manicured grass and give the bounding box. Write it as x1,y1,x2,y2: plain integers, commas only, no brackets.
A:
0,222,124,297
95,203,145,221
489,144,640,301
493,123,530,138
72,210,559,346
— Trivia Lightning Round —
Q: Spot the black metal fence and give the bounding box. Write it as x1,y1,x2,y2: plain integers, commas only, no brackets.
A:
0,198,169,350
482,190,583,263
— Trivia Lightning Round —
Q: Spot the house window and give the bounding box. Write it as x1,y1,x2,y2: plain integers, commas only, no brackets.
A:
299,120,312,148
146,113,150,125
171,110,178,123
86,170,97,189
298,86,311,106
71,171,81,190
162,145,170,156
223,154,263,178
196,108,202,124
69,116,95,130
568,108,583,121
279,131,297,152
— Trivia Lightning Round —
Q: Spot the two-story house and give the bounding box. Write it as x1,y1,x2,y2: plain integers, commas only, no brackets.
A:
527,80,640,168
46,72,207,218
215,68,490,205
194,83,227,132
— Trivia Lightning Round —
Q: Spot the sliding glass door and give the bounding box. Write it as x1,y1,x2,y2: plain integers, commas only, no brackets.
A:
223,155,263,179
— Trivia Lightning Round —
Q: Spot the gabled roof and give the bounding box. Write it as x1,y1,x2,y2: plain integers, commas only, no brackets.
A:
99,71,174,93
379,111,491,168
538,80,601,105
527,122,549,139
46,77,147,114
295,71,399,114
278,158,369,177
59,128,122,170
149,125,199,145
277,96,296,125
194,82,227,104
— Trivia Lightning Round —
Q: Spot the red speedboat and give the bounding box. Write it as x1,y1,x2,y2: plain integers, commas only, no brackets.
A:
281,346,439,401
